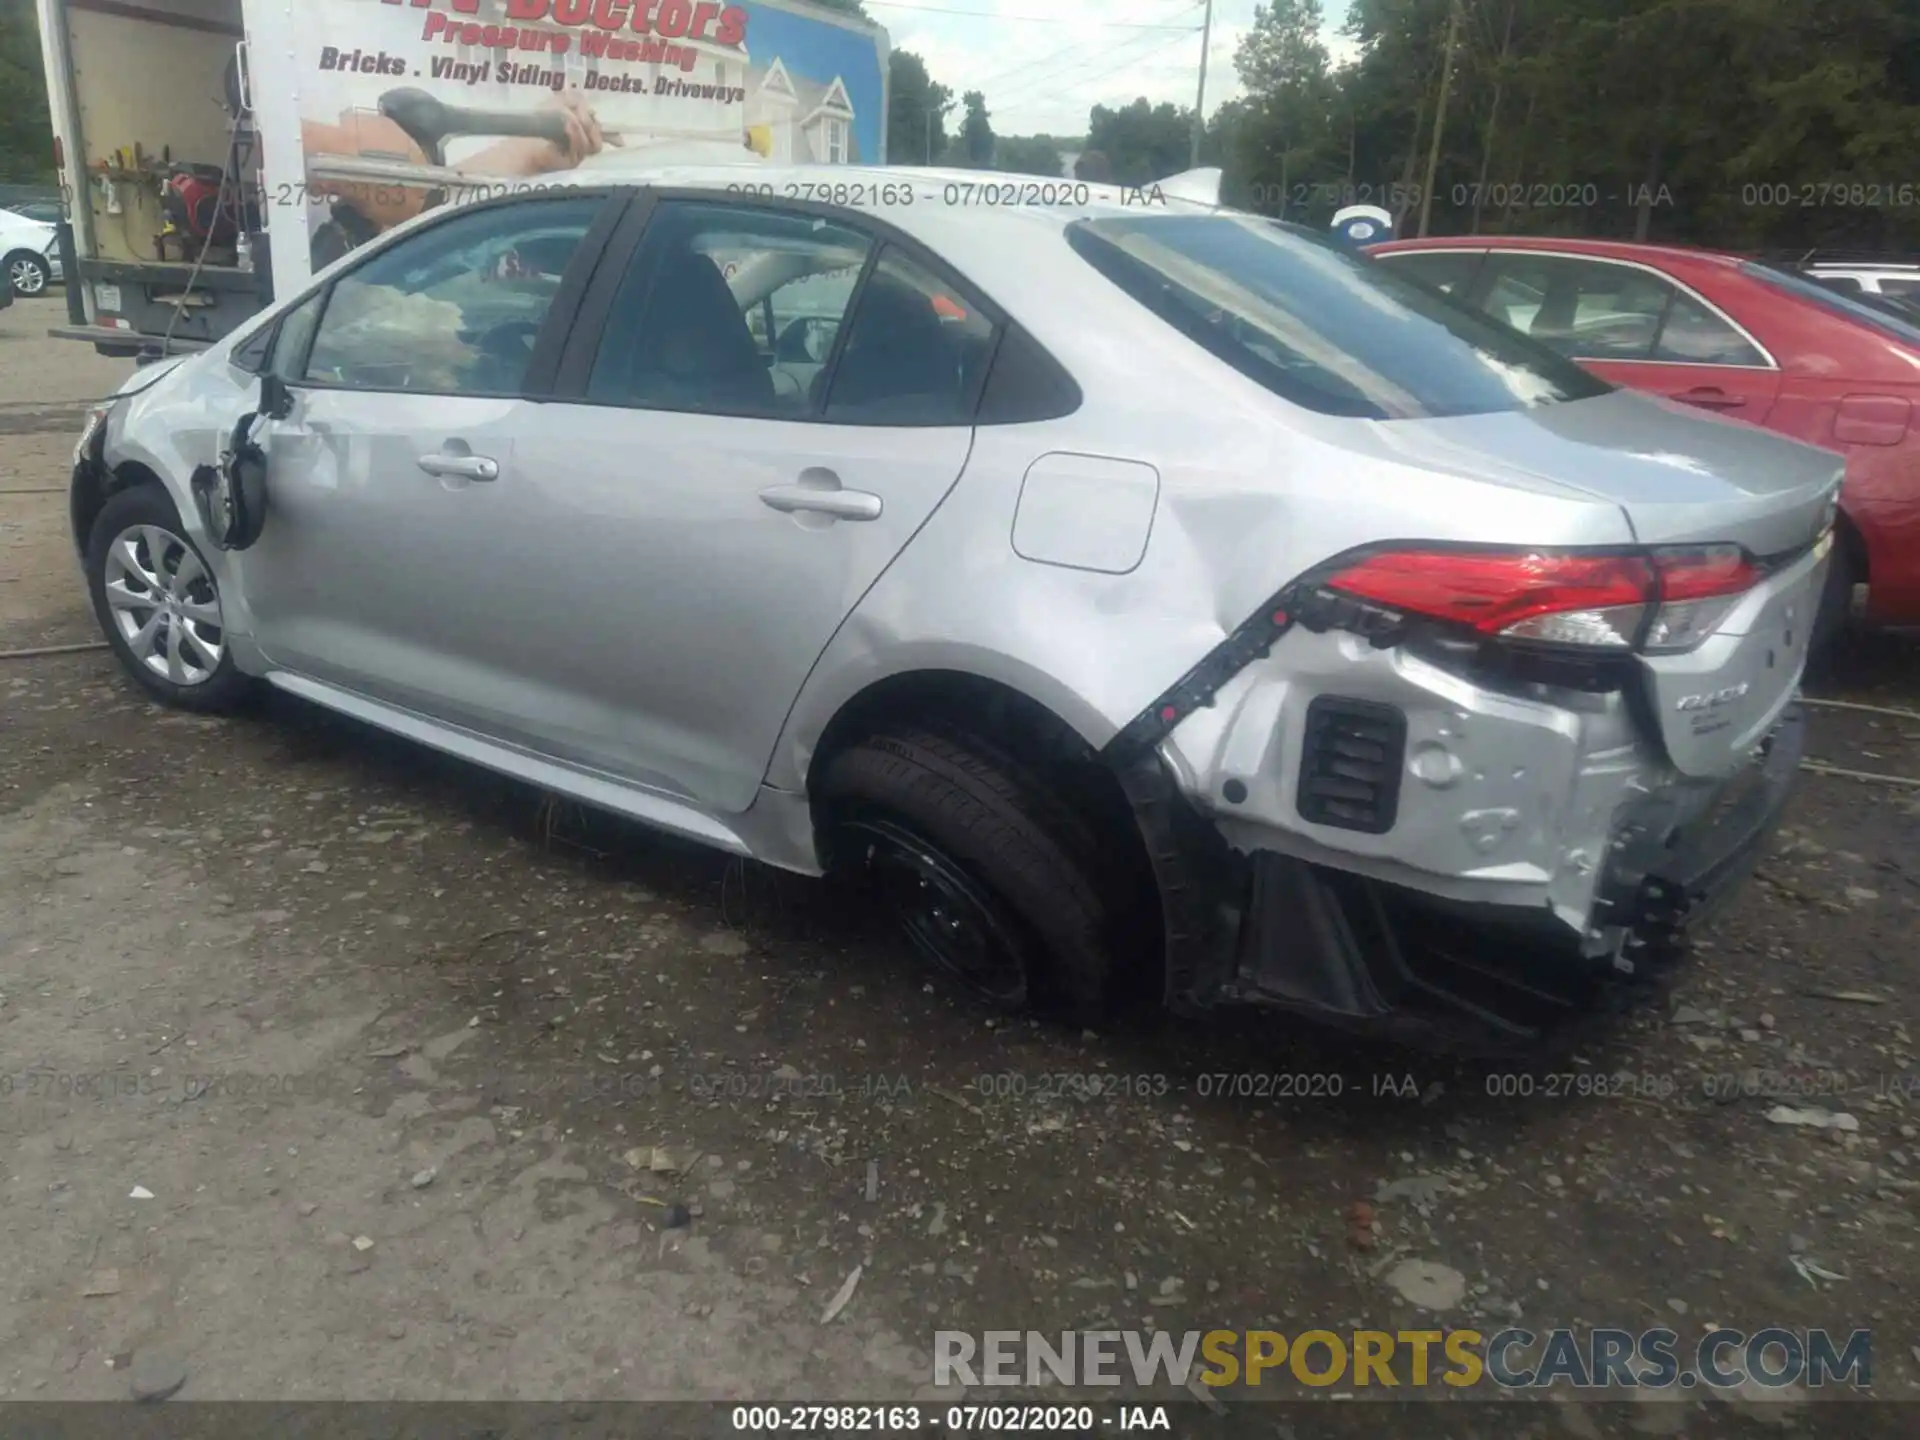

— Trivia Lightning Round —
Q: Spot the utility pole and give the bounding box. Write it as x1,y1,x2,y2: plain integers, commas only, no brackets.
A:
1417,0,1463,237
1189,0,1214,169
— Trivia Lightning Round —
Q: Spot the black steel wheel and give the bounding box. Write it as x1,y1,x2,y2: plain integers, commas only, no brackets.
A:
819,726,1119,1022
836,813,1035,1008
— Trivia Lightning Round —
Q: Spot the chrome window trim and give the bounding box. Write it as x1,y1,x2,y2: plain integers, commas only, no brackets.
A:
1384,247,1781,371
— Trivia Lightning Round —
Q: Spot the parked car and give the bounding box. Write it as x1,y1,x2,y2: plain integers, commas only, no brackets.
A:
0,206,64,297
1368,235,1920,640
1797,266,1920,325
7,200,64,225
70,171,1840,1051
1802,260,1920,305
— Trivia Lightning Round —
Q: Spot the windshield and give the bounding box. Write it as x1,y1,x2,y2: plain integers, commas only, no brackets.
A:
1745,262,1920,347
1066,216,1611,419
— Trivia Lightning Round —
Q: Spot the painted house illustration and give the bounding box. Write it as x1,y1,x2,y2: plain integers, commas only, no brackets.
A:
745,57,858,164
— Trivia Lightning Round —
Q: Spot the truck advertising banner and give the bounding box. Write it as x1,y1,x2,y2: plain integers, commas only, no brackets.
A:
263,0,888,287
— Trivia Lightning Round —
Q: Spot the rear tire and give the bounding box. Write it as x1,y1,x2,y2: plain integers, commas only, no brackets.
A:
86,485,254,713
819,727,1120,1023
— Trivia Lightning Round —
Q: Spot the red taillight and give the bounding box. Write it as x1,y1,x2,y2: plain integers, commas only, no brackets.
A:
1644,544,1764,651
1652,545,1762,600
1326,549,1653,636
1319,543,1765,652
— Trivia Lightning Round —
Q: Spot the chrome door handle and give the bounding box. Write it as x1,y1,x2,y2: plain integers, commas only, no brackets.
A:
418,453,498,481
758,484,882,521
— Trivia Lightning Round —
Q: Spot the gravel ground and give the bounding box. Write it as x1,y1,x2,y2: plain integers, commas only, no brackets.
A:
2,297,1917,1437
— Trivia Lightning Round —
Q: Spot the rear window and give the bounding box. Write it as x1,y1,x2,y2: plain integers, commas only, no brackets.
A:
1066,215,1610,419
1746,263,1920,347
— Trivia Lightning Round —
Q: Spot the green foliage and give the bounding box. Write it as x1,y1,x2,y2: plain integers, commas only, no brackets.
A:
959,89,994,167
888,50,953,165
993,135,1065,178
1085,98,1199,187
1214,0,1920,250
0,0,54,184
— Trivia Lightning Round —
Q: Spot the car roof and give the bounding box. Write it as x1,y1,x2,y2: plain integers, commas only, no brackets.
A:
1367,234,1748,270
496,162,1223,242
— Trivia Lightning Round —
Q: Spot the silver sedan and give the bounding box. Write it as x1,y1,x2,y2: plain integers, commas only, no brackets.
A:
70,165,1839,1048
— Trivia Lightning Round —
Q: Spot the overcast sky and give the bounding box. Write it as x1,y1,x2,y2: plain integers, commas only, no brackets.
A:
863,0,1359,139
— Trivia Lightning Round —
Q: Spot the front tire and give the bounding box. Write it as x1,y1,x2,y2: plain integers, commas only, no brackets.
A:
6,250,51,297
820,727,1121,1023
86,486,253,712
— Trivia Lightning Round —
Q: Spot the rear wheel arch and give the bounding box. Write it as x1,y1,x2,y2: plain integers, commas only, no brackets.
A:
806,669,1165,1014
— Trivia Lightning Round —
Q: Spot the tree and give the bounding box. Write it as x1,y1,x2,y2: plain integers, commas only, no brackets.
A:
801,0,872,17
994,135,1064,177
959,89,994,167
887,50,953,166
1236,0,1331,95
1058,0,1915,250
1075,150,1114,182
1229,0,1340,221
1084,99,1193,186
0,0,54,183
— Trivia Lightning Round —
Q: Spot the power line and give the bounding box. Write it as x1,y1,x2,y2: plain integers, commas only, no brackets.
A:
965,0,1202,92
866,1,1199,27
989,25,1201,112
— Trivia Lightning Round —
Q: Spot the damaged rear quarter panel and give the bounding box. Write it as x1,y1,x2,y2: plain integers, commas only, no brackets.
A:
770,268,1639,800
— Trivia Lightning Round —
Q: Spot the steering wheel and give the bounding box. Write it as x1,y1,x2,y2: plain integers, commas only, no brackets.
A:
776,316,822,363
459,318,542,391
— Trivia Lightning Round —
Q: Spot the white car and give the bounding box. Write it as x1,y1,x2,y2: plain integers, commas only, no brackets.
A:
1,207,64,297
1803,262,1920,304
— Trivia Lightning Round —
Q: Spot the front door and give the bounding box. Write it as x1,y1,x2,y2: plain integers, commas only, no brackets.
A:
241,192,619,739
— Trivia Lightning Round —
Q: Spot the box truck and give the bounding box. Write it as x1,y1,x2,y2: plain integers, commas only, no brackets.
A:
35,0,890,355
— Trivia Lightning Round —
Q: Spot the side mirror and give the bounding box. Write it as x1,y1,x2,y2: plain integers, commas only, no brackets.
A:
189,398,272,551
260,371,293,420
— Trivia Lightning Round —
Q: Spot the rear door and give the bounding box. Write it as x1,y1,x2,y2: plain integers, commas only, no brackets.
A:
1464,251,1783,424
524,196,1000,814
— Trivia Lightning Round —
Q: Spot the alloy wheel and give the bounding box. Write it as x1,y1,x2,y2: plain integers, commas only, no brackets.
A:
102,523,226,685
840,816,1032,1007
8,256,48,295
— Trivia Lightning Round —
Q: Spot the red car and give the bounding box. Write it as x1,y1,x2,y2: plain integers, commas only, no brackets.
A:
1366,235,1920,635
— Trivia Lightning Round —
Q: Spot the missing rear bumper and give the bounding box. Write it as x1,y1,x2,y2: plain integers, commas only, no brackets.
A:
1122,706,1804,1052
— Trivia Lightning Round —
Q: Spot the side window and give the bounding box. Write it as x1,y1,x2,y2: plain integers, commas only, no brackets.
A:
772,265,862,360
823,247,997,426
1653,292,1766,366
230,321,274,374
270,290,326,383
1880,277,1920,296
303,196,603,395
1475,255,1669,360
1376,249,1484,296
586,201,871,417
